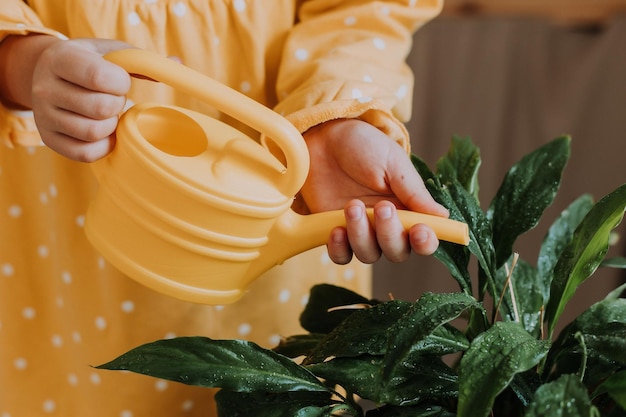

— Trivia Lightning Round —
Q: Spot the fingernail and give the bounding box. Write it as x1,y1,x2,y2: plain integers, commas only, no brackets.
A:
347,205,363,221
377,205,392,219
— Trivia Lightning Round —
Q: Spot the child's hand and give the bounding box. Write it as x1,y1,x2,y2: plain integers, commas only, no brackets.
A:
301,118,449,264
30,38,133,161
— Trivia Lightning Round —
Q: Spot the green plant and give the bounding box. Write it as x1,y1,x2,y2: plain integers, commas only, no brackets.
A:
98,136,626,416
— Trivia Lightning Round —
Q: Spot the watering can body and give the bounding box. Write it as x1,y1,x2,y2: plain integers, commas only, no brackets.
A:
85,49,469,305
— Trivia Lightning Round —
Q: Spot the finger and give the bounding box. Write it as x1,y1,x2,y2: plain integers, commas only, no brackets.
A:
373,201,411,262
49,40,132,95
345,200,381,263
326,227,353,265
386,147,449,217
34,78,127,122
34,102,120,144
39,128,115,162
408,223,440,256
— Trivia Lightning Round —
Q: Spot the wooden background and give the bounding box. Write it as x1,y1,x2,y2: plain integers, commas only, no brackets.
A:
442,0,626,24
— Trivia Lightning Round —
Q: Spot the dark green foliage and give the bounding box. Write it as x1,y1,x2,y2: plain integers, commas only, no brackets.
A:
98,137,626,416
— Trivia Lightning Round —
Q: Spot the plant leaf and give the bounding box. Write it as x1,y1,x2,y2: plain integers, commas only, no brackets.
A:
488,136,571,268
457,322,551,417
435,135,481,201
299,284,373,334
545,183,626,337
523,374,598,417
214,391,339,417
547,298,626,378
97,337,329,393
537,194,594,304
308,355,458,407
383,292,481,381
494,257,543,337
426,179,496,296
273,334,326,359
366,404,456,417
304,301,411,364
595,370,626,411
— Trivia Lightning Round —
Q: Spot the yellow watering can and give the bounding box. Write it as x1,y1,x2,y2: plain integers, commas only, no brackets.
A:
85,49,469,305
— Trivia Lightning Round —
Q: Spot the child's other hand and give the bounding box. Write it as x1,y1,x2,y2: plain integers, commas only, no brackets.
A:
301,118,449,264
30,38,132,161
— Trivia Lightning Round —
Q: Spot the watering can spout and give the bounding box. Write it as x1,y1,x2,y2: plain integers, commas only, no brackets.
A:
244,208,470,284
85,48,470,306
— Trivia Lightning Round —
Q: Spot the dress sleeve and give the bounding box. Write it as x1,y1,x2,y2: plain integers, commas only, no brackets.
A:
274,0,442,153
0,1,66,148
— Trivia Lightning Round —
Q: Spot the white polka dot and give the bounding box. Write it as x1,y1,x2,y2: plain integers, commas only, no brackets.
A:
72,331,82,343
344,16,357,26
8,205,22,218
373,38,386,50
278,289,291,303
42,399,56,413
357,96,373,103
214,305,225,312
62,271,72,284
343,268,356,281
68,373,79,386
395,84,408,99
165,332,177,339
51,334,63,347
121,300,135,313
26,147,36,154
14,358,27,370
145,0,157,3
38,245,49,258
172,2,187,17
155,379,169,391
2,263,15,277
295,48,309,61
181,400,195,412
301,294,310,306
75,215,85,227
268,334,281,346
238,323,251,336
98,257,106,269
233,0,246,12
56,297,64,308
48,184,57,198
90,372,101,385
128,12,141,26
39,192,48,204
22,307,36,320
95,316,107,330
240,81,251,93
363,75,373,83
380,6,391,15
410,0,417,5
351,89,363,99
213,36,220,46
120,411,133,417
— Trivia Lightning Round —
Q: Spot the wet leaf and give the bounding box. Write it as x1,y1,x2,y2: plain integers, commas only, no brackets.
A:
488,136,571,268
97,337,329,393
457,322,550,417
524,374,598,417
546,183,626,337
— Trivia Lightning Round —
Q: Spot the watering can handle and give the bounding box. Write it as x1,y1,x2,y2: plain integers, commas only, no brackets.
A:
103,48,309,199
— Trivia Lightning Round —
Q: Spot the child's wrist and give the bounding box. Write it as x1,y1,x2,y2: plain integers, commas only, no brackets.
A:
0,34,61,109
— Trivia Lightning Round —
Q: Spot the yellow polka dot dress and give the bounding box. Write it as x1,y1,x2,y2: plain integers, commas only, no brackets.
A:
0,1,441,416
